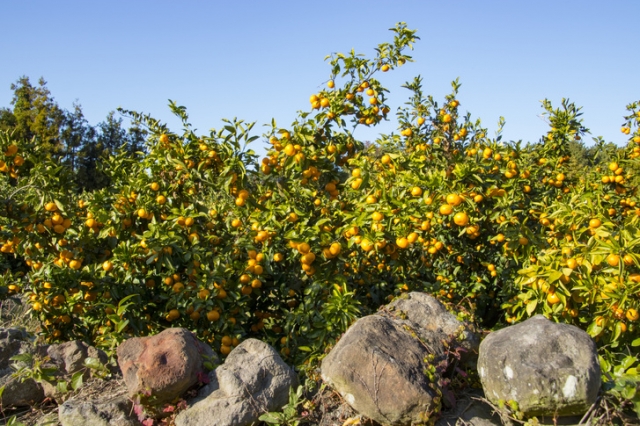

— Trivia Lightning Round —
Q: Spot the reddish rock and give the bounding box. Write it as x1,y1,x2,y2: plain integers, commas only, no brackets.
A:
117,328,216,403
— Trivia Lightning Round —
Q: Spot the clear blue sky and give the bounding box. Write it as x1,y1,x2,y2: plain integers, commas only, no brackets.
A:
1,1,638,155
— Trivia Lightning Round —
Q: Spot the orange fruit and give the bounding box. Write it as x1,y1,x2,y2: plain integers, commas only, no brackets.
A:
446,194,462,206
206,310,220,321
547,292,561,305
453,212,469,226
606,254,620,267
439,204,453,215
102,261,113,272
396,237,409,249
588,218,601,229
626,308,639,322
411,187,422,197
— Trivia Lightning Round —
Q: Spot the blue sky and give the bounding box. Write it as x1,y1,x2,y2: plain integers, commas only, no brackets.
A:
1,1,638,155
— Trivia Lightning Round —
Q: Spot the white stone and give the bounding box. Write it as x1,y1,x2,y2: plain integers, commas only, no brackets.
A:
562,375,578,399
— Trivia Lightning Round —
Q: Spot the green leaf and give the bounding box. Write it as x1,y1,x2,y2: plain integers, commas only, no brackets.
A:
526,299,538,316
83,357,104,370
71,371,83,391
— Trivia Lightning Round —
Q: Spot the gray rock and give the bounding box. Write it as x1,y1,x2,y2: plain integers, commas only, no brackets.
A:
321,315,439,426
478,315,600,417
175,338,298,426
47,340,109,376
0,327,33,372
385,292,480,359
35,411,60,426
0,375,45,408
436,390,504,426
117,327,217,403
58,393,137,426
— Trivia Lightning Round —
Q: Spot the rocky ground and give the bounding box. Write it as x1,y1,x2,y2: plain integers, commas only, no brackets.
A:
0,293,627,426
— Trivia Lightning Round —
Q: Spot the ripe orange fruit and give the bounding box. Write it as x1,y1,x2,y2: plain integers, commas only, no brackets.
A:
411,187,422,197
396,237,409,249
588,218,601,229
453,212,469,226
439,204,453,215
547,292,561,305
150,182,160,191
220,345,232,356
606,254,620,267
206,310,220,321
372,211,384,221
45,202,58,212
446,194,462,206
442,114,452,123
102,261,113,272
380,154,391,164
626,308,639,322
327,80,335,89
156,195,167,205
381,64,390,72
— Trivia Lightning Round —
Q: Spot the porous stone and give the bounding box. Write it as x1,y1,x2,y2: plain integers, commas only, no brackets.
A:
477,315,600,417
175,338,298,426
117,327,217,403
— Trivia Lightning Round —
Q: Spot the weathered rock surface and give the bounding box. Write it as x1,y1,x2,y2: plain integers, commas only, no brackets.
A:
59,393,138,426
321,292,479,425
0,326,46,408
478,315,600,417
47,340,109,376
0,327,33,372
175,338,298,426
435,390,503,426
385,292,480,358
117,327,217,403
0,375,45,408
322,314,439,426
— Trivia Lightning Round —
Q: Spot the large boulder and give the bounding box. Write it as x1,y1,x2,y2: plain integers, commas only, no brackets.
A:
117,328,217,403
322,315,440,425
59,393,138,426
321,292,479,425
175,339,298,426
478,315,600,417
